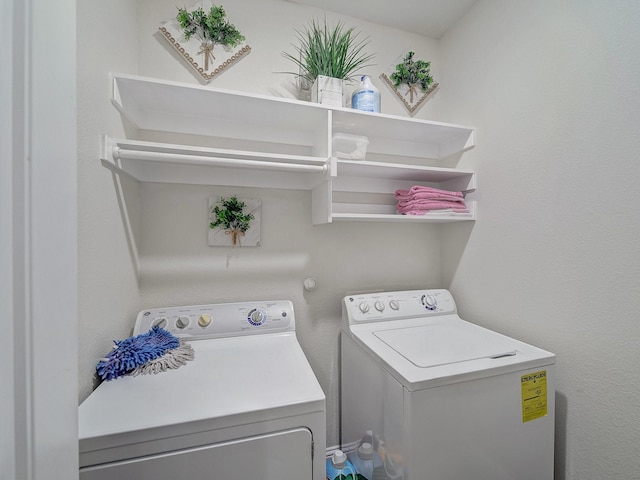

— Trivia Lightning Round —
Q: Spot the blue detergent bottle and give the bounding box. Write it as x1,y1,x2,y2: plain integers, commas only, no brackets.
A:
326,449,356,480
349,442,374,480
351,76,381,113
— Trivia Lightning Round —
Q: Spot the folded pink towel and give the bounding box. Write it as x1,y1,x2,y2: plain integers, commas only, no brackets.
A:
396,191,464,202
395,186,464,198
401,207,470,216
397,200,468,214
397,197,466,208
395,185,467,215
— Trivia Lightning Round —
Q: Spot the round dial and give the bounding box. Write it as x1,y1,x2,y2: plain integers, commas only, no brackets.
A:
374,301,385,312
359,302,370,313
422,294,437,310
176,315,190,329
152,317,167,329
248,309,266,326
389,299,400,310
198,314,212,328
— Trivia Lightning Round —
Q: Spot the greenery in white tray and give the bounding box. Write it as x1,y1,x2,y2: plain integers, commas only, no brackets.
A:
282,18,374,83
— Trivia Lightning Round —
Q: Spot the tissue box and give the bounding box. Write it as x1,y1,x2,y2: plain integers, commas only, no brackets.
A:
332,133,369,160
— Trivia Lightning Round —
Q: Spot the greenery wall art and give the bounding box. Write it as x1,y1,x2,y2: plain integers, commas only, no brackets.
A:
159,1,250,82
380,51,439,116
208,196,261,247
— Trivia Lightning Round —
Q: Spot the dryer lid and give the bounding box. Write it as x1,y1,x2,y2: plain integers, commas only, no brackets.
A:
79,332,325,452
373,322,517,368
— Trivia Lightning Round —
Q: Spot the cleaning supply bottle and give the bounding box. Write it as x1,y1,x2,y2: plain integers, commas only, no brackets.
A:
352,76,381,113
359,430,384,471
326,449,356,480
349,442,374,480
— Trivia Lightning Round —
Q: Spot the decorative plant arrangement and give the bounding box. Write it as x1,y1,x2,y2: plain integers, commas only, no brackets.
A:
380,51,439,116
390,51,435,102
159,2,251,82
176,5,245,70
283,18,374,84
208,196,261,247
282,18,374,106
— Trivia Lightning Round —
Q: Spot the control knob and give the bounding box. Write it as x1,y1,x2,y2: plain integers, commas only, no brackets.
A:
422,294,437,310
359,302,370,313
176,315,190,329
198,314,212,327
374,301,385,312
248,309,266,326
152,317,167,329
389,299,400,310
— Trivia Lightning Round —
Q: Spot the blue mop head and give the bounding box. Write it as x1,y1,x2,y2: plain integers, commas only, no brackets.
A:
96,326,180,381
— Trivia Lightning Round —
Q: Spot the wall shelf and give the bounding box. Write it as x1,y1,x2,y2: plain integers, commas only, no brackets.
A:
104,73,477,223
312,159,475,224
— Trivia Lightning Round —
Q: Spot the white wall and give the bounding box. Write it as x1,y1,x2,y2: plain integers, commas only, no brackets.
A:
440,1,640,479
77,0,142,398
77,0,445,447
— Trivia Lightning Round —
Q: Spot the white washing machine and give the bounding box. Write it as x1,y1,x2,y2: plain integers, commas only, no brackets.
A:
79,300,325,480
341,289,555,480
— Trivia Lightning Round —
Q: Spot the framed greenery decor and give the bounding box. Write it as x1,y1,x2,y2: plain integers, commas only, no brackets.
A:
159,1,250,83
208,196,261,247
380,51,439,116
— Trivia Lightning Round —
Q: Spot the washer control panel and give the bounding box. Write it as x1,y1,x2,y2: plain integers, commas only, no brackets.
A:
343,289,456,324
134,300,294,339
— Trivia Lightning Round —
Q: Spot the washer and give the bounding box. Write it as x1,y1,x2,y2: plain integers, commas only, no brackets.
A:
79,300,325,480
341,289,555,480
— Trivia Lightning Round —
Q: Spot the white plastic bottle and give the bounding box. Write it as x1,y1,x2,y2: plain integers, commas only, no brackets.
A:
351,75,381,113
326,449,356,480
350,442,374,480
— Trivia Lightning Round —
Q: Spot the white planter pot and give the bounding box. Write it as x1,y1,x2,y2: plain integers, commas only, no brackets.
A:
311,75,345,107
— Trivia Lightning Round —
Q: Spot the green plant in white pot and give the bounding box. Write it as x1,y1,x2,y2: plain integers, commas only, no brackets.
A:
282,18,374,107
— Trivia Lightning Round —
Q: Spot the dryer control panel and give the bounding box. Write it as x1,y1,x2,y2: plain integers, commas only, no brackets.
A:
133,300,294,339
343,289,457,324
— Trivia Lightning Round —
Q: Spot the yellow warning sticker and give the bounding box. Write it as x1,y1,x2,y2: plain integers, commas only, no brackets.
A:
521,370,548,422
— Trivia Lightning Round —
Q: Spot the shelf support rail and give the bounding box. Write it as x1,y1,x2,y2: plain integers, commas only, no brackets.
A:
113,148,327,173
101,136,328,175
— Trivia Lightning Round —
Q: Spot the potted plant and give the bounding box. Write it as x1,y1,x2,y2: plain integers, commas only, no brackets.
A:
282,18,374,107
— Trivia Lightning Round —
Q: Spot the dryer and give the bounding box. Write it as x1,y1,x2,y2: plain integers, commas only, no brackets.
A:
79,300,325,480
341,289,555,480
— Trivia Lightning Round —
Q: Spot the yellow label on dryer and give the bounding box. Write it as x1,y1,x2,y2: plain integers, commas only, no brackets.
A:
521,370,548,422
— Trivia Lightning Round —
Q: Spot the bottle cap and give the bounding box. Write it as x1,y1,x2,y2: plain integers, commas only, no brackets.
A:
332,449,347,468
358,442,374,460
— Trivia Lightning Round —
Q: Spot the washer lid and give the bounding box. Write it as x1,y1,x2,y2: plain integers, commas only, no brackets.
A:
348,315,555,391
373,322,517,368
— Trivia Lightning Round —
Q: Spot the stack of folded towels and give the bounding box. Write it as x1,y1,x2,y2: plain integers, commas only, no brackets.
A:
395,185,468,215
